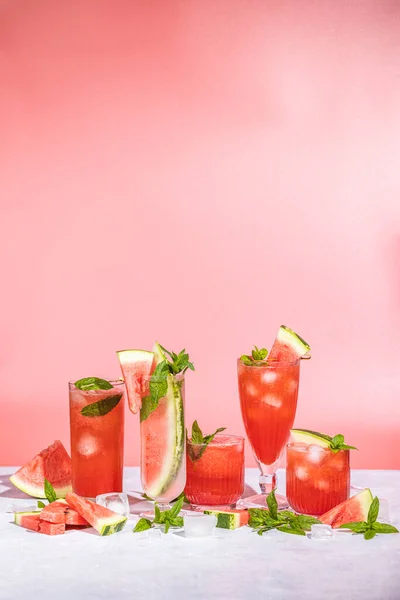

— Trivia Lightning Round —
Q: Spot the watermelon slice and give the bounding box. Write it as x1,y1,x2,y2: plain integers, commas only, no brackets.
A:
117,349,154,413
319,489,373,528
40,499,88,526
140,343,185,501
268,325,310,363
14,511,66,535
66,492,127,535
203,509,249,529
290,429,332,448
10,440,72,499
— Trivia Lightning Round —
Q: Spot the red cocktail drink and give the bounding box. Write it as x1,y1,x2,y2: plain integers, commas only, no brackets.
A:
185,435,244,508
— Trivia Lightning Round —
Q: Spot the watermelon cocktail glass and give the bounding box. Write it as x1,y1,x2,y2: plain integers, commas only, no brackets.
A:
286,443,350,515
237,326,310,509
185,434,245,509
140,373,186,510
69,378,125,498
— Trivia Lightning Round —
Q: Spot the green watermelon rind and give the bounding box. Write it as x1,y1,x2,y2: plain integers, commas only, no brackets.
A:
14,510,42,526
290,429,332,448
9,474,72,499
203,509,248,530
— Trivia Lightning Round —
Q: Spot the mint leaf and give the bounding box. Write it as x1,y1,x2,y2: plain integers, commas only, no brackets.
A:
163,520,171,534
154,504,162,524
44,479,57,503
140,361,169,422
372,523,399,534
81,394,122,417
75,377,113,391
340,522,369,533
170,516,184,528
277,524,306,536
191,420,204,444
266,489,278,520
364,529,376,540
329,433,358,453
367,497,380,525
133,518,152,533
158,345,195,375
188,422,226,462
168,495,184,519
37,501,46,509
240,355,253,366
241,346,268,366
293,515,321,530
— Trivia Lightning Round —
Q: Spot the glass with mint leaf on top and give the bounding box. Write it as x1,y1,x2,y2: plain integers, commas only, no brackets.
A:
185,421,245,510
69,377,125,498
286,429,357,515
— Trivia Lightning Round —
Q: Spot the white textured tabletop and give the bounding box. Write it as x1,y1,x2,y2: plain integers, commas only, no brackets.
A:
0,467,399,600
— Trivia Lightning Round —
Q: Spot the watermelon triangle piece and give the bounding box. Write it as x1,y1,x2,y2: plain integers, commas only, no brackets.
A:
66,492,127,536
40,499,88,526
117,349,154,413
268,325,310,363
319,488,373,528
10,441,72,499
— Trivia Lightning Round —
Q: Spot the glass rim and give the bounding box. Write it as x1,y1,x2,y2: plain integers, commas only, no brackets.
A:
237,357,301,368
286,442,349,454
68,378,125,389
187,433,244,447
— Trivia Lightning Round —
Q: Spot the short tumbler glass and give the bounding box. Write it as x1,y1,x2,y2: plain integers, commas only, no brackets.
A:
185,434,245,509
286,442,350,516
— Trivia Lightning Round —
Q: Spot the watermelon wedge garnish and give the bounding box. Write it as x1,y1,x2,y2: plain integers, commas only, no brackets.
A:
117,349,154,413
268,325,310,363
66,492,127,536
10,440,72,499
40,499,88,526
319,489,373,528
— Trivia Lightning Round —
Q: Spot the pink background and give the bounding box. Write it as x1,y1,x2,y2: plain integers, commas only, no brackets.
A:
1,0,399,469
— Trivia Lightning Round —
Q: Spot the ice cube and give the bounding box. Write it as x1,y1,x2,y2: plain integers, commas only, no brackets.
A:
378,498,390,523
314,479,330,491
96,493,130,518
246,384,258,397
262,395,282,408
295,466,309,480
134,527,162,541
307,444,326,464
77,433,99,456
310,524,333,539
262,371,277,384
184,513,217,538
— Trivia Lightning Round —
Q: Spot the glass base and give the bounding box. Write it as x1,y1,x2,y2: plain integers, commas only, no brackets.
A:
237,492,289,510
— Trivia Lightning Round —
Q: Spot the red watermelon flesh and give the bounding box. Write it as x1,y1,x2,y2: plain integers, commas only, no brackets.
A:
117,349,155,413
319,488,373,528
268,325,310,363
40,500,88,526
39,521,66,536
10,440,72,498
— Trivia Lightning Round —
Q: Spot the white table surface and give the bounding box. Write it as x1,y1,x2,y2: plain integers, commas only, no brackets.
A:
0,467,399,600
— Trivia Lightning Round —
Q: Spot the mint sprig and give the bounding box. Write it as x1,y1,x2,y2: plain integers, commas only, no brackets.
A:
140,346,194,422
44,479,57,503
75,377,113,391
133,496,185,534
81,394,123,417
240,345,268,366
187,420,226,462
339,496,399,540
248,490,321,536
329,434,357,453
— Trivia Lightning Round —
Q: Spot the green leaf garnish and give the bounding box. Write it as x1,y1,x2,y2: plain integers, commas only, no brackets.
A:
134,497,185,535
133,518,152,533
339,497,399,540
37,500,46,509
328,433,358,453
81,394,122,417
187,420,226,461
75,377,113,391
240,346,268,366
140,346,194,422
44,479,57,503
248,490,320,536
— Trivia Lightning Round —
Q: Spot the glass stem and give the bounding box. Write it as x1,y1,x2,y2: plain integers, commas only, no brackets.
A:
259,473,277,494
